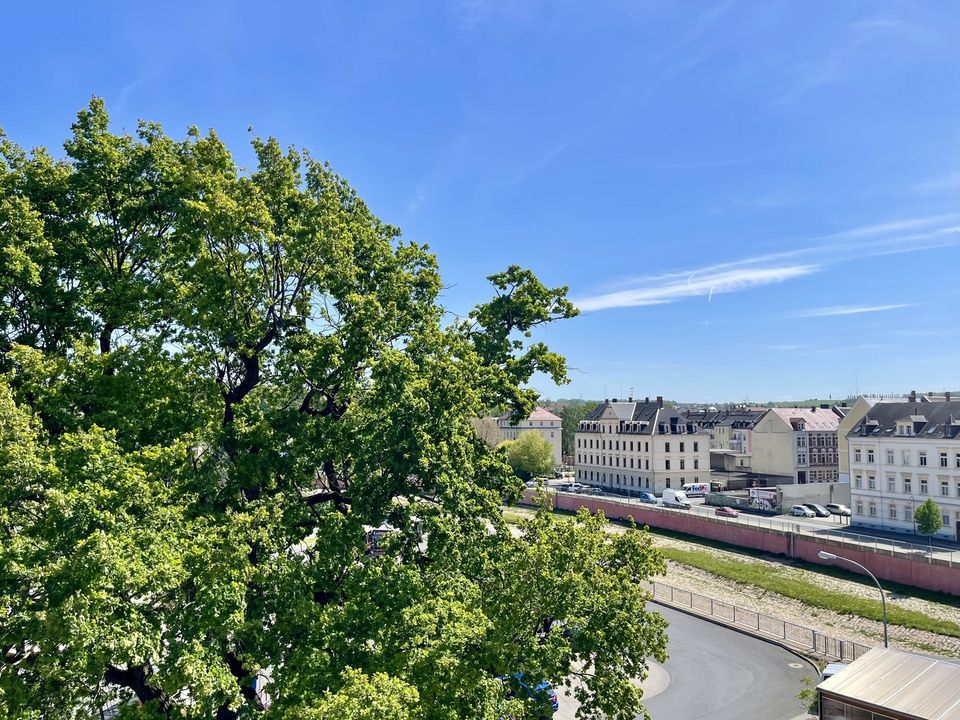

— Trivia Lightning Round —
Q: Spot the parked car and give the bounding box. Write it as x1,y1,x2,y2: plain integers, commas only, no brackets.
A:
637,491,657,504
825,503,852,517
715,506,740,518
501,674,559,715
790,504,816,518
802,503,831,517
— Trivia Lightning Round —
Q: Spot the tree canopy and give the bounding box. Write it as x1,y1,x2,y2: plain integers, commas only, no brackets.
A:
0,100,668,720
914,498,943,537
502,432,554,480
559,401,596,457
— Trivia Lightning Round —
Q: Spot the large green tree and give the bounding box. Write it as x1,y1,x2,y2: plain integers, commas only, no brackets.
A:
502,432,554,480
0,101,668,720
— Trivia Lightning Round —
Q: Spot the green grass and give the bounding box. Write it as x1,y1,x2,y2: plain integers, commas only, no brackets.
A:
504,503,960,639
657,545,960,639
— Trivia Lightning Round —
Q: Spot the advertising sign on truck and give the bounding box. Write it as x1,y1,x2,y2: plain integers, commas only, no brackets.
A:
748,487,781,513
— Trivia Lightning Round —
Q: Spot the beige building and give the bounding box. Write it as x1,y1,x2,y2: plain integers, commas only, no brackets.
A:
836,397,876,484
497,406,563,466
575,396,711,495
847,400,960,541
750,406,842,483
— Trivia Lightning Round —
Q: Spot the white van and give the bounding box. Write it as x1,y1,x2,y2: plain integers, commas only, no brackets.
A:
662,489,691,509
681,482,709,498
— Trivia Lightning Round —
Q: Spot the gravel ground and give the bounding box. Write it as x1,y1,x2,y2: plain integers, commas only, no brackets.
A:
655,537,960,659
506,506,960,659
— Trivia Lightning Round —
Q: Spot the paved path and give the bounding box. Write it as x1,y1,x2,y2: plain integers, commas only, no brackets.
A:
555,606,812,719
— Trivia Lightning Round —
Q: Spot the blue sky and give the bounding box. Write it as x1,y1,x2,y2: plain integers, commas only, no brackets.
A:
2,1,958,402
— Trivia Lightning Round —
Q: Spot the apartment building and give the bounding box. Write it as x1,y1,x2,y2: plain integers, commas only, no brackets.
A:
750,406,842,483
497,406,563,466
847,401,960,541
575,396,711,495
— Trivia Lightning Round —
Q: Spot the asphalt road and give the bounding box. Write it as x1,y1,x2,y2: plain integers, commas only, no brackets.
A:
556,605,812,720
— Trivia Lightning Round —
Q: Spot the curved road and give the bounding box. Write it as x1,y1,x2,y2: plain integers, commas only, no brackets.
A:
556,605,812,720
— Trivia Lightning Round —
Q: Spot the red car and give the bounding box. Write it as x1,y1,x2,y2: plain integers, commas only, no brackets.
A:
714,506,740,518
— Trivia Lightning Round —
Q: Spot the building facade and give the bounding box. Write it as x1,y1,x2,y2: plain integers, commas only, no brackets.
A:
575,397,711,495
497,406,563,466
749,406,842,483
847,401,960,541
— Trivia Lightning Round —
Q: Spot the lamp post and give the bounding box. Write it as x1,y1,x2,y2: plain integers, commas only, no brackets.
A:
818,551,888,648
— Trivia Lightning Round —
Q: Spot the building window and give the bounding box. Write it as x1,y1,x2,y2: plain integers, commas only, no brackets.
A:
694,442,699,452
868,476,876,490
956,481,960,498
867,449,874,463
920,478,928,494
665,460,671,470
855,500,864,515
919,452,927,467
887,476,895,493
942,481,949,497
679,442,685,452
868,503,877,517
887,450,895,465
630,441,634,452
645,459,649,470
854,448,861,462
679,459,685,470
944,514,951,527
902,450,910,465
903,477,912,493
889,505,897,519
940,452,948,468
956,454,960,469
694,459,699,469
905,506,912,522
665,442,671,453
854,474,862,489
665,478,671,488
645,442,649,452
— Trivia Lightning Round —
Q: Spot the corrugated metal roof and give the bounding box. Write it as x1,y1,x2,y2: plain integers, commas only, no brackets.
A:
818,648,960,720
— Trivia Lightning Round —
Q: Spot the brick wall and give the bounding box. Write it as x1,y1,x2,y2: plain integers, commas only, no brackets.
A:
522,490,960,596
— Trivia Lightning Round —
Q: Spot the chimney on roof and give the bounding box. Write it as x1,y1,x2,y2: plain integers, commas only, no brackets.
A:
656,395,663,408
947,392,952,402
645,397,650,404
613,398,618,402
910,390,917,403
628,395,633,402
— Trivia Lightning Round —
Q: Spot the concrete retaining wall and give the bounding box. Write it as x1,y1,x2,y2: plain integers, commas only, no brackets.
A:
524,490,960,596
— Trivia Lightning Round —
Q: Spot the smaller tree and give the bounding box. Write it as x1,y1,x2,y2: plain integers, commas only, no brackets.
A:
915,498,943,551
503,431,554,480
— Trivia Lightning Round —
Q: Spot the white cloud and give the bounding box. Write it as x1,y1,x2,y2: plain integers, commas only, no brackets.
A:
574,264,817,312
791,303,917,318
574,213,959,314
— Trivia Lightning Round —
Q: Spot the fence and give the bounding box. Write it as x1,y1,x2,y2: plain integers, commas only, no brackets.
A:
648,580,872,662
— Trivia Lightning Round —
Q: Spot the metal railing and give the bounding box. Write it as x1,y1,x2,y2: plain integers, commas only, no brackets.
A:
648,580,872,662
542,490,960,566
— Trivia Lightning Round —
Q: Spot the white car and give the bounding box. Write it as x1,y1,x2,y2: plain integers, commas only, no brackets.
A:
790,504,816,518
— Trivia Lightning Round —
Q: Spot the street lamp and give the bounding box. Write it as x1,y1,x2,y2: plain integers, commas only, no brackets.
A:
818,551,888,648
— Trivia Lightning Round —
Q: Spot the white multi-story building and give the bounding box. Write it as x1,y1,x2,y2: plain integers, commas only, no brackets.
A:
497,406,563,466
847,400,960,541
750,406,842,483
575,396,711,495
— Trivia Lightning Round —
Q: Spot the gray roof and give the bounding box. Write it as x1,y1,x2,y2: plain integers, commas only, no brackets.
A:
682,408,766,429
584,400,708,435
818,647,960,720
847,401,960,440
